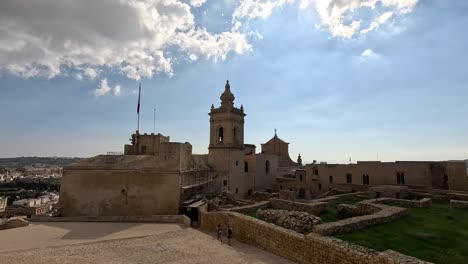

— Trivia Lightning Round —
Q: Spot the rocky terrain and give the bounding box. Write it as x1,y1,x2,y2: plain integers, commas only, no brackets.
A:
256,209,321,233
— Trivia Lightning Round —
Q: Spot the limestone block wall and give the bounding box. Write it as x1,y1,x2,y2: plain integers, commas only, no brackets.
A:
60,170,181,216
270,198,327,215
199,207,428,264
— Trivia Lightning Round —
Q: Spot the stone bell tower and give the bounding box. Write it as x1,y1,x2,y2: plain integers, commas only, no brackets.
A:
209,80,249,197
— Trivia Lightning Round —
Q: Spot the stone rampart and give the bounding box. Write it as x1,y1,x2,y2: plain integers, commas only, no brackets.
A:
270,198,327,215
199,207,428,264
450,199,468,208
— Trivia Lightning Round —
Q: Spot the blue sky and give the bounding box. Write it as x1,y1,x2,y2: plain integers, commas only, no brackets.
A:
0,0,467,163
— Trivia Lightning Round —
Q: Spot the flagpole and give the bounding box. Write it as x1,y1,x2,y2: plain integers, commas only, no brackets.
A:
137,82,141,133
153,108,156,134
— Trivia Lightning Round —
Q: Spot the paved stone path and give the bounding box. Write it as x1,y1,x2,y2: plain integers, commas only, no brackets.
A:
0,222,295,264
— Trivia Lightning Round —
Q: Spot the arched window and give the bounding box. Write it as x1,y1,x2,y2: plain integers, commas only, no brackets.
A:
218,127,224,142
244,161,249,172
265,160,270,174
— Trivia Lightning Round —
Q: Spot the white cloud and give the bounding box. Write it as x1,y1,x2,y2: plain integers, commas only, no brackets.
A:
84,67,99,80
233,0,294,20
94,78,121,97
113,85,121,96
361,49,378,57
94,79,112,97
0,0,251,80
300,0,418,38
189,0,207,7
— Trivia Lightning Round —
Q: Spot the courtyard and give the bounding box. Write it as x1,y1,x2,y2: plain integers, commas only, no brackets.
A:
337,202,468,264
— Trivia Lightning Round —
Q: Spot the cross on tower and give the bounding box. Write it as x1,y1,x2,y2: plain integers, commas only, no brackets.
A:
274,129,277,136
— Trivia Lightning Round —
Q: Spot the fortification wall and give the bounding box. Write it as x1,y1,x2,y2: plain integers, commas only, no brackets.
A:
60,169,180,216
199,207,427,264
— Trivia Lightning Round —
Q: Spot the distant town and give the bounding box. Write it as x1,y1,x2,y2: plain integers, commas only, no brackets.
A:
0,157,82,218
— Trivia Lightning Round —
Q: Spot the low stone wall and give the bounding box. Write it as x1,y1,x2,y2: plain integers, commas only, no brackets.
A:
270,199,327,215
312,202,407,236
315,192,366,205
225,201,270,214
0,217,29,230
450,199,468,208
369,197,432,208
199,206,428,264
30,215,191,227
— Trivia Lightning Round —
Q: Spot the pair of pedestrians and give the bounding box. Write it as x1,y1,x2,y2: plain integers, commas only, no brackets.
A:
216,224,233,245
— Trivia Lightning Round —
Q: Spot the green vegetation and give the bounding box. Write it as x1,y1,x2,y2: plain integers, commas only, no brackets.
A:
337,203,468,264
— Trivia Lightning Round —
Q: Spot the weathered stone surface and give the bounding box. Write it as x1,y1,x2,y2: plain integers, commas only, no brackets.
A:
256,209,320,233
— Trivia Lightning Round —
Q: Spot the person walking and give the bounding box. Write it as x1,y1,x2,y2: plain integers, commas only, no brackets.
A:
227,225,233,246
217,224,223,243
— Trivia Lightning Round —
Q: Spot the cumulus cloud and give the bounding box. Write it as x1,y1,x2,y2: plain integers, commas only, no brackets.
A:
233,0,294,20
113,85,122,96
361,48,379,58
299,0,418,38
0,0,251,80
189,0,207,7
94,79,121,97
